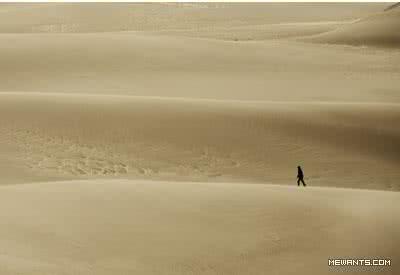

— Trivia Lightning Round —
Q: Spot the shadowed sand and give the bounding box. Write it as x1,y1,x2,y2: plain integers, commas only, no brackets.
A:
303,6,400,48
1,93,399,190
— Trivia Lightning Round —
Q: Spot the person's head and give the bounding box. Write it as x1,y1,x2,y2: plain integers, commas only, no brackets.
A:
297,166,301,169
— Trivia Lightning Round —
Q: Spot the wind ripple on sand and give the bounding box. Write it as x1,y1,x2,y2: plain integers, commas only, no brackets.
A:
1,93,400,190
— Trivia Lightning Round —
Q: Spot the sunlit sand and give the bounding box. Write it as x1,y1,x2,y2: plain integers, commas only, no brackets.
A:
0,3,399,274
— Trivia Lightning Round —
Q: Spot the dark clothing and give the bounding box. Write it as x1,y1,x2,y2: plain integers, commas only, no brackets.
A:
297,178,306,186
297,167,303,177
297,166,306,186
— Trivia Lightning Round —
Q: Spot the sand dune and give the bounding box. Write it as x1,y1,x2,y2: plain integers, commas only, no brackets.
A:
0,32,399,102
0,4,399,274
303,6,400,48
385,2,400,12
0,3,385,33
150,21,352,41
0,180,398,274
1,93,399,190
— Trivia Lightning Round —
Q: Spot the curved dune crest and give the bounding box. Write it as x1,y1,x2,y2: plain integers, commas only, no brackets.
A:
385,2,400,12
302,7,400,48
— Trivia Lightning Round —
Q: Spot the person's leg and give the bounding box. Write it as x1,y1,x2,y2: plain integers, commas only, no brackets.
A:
297,178,300,186
301,179,306,186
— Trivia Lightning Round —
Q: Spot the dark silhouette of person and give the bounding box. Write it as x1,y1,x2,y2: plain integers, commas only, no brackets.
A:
297,166,306,187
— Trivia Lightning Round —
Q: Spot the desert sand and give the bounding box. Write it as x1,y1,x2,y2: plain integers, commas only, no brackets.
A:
303,5,400,47
0,3,399,275
0,180,399,275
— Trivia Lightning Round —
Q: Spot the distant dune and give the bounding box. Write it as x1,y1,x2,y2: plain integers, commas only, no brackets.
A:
303,6,400,48
384,2,400,12
150,21,352,41
0,32,399,103
0,3,385,33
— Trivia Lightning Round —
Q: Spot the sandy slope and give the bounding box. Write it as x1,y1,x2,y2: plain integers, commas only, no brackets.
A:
303,6,400,48
150,21,353,41
0,3,385,33
0,3,399,275
1,93,399,190
0,32,399,102
0,180,398,275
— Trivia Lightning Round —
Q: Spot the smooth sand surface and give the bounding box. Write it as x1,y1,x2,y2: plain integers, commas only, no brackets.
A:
0,3,384,33
0,180,399,275
0,3,399,274
0,32,399,100
1,93,399,190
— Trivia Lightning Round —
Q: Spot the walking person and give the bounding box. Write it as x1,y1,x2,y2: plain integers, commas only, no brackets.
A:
297,166,306,187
